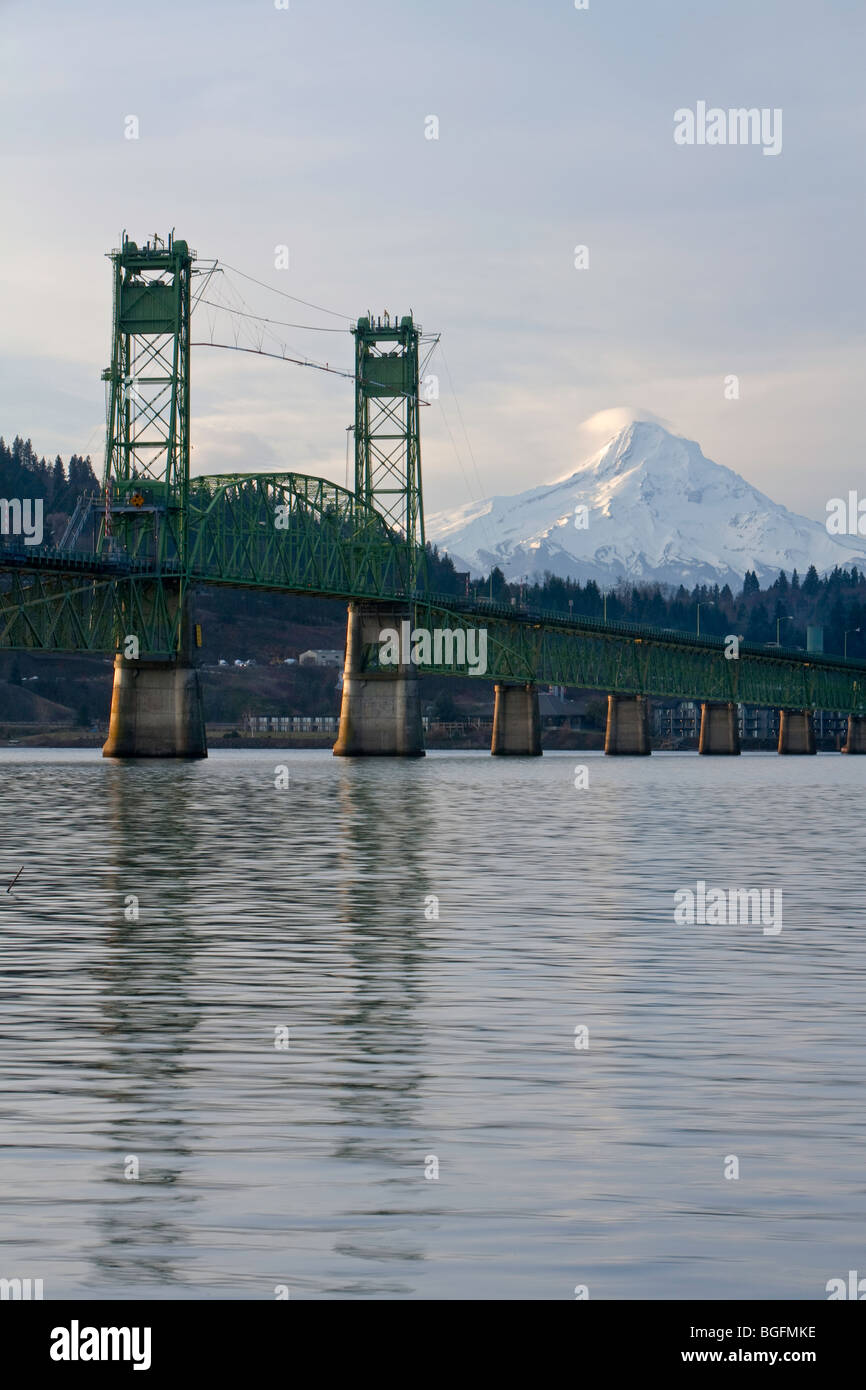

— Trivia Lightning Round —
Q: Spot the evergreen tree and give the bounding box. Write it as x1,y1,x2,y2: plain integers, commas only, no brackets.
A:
743,570,760,596
488,566,508,600
52,455,65,506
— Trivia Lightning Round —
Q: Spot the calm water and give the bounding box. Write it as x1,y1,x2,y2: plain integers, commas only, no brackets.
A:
1,748,864,1300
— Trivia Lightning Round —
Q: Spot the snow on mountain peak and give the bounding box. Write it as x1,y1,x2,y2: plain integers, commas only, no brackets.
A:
427,416,866,589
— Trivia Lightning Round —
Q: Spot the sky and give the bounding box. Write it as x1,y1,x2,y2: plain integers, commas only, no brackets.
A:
0,0,863,523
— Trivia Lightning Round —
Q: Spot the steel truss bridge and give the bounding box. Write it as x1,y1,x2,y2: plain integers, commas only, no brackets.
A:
1,231,864,715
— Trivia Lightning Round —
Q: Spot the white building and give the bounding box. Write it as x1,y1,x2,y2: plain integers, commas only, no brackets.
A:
298,649,344,668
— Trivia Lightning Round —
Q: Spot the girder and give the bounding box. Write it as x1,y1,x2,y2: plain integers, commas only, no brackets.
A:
3,546,866,711
0,572,179,656
186,471,410,597
397,597,866,714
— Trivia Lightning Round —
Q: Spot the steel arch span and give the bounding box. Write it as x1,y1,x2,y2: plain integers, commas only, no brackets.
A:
187,471,411,599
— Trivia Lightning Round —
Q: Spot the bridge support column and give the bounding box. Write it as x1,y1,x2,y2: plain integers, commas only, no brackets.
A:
777,708,816,755
842,714,866,753
605,694,651,755
491,682,541,756
102,657,207,758
699,701,740,755
333,602,424,757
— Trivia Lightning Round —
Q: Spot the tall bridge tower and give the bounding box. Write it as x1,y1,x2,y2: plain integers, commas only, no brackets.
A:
353,313,425,591
101,233,205,757
101,231,192,573
333,312,427,756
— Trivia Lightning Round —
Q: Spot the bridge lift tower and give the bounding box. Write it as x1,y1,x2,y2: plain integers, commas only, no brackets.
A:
334,312,427,755
101,231,192,577
100,232,205,756
352,312,425,592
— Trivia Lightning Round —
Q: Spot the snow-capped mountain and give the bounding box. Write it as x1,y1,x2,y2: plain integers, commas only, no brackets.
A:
427,419,866,588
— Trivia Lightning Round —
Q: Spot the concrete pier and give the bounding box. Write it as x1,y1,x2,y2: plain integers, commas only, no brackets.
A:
842,714,866,753
491,682,541,756
103,656,207,758
333,602,425,757
604,694,651,755
699,701,741,755
777,708,816,755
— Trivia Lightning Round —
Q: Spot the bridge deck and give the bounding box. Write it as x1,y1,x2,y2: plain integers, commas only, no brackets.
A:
2,542,865,711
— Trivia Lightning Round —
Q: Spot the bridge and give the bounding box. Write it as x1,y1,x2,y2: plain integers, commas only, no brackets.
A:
2,232,865,758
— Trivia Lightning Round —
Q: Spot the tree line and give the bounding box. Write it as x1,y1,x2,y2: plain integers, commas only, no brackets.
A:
0,435,100,542
4,430,865,660
426,545,866,661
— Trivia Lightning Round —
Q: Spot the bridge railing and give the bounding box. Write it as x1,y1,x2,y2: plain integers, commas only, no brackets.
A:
411,587,866,674
0,542,180,577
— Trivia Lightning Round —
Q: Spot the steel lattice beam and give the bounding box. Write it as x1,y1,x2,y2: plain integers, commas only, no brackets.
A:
0,573,179,655
353,313,425,589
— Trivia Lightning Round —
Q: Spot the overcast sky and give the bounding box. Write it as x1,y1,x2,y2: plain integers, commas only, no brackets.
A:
0,0,863,521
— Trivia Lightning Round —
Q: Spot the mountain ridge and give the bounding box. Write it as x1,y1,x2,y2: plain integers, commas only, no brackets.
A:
428,420,866,588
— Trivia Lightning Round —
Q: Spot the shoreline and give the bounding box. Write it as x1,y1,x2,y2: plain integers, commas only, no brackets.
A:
0,729,808,753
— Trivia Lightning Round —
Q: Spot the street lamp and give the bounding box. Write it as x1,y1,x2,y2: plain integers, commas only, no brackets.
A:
776,615,793,646
845,627,861,658
603,590,608,623
696,600,715,637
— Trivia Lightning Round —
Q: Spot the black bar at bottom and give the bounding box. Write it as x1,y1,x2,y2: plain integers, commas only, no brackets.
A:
8,1298,864,1376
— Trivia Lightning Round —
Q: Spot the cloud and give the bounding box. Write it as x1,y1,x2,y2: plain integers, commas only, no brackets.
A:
574,407,674,447
0,0,861,529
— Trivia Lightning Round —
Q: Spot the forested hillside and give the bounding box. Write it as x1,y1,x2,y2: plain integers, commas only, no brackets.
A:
0,436,100,544
2,431,866,732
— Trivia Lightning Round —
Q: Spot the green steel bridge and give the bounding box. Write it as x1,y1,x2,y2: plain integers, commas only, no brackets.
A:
2,231,864,717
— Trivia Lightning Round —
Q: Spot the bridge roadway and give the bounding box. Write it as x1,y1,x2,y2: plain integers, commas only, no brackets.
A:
2,538,865,715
